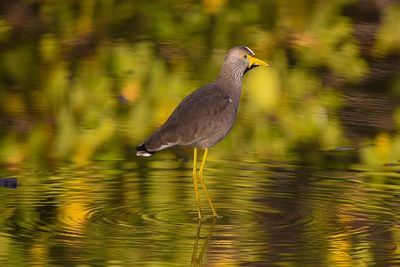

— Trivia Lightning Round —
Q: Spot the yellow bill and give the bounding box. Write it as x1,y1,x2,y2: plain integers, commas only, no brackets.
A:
248,55,271,68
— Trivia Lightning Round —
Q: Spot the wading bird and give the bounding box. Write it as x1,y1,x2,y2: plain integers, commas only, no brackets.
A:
137,46,270,219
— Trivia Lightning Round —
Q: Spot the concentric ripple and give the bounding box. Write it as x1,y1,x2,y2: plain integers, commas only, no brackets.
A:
1,160,400,266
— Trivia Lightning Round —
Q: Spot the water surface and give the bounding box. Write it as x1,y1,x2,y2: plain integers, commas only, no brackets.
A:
1,156,400,266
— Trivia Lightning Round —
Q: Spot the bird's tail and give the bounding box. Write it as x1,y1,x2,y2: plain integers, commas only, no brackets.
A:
136,143,155,157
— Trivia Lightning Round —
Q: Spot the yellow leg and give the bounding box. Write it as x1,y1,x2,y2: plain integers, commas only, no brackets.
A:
193,148,202,219
198,148,218,217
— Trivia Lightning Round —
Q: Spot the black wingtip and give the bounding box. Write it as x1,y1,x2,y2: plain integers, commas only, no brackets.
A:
136,143,155,157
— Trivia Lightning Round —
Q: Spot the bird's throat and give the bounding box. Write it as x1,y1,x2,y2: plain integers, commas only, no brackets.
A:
244,64,259,74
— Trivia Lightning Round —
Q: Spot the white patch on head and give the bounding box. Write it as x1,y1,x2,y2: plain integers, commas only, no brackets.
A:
243,46,255,56
228,98,232,103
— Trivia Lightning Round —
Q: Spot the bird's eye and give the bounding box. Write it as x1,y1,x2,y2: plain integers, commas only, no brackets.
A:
244,54,247,59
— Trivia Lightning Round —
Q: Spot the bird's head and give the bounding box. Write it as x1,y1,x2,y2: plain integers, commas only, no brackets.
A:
221,46,271,81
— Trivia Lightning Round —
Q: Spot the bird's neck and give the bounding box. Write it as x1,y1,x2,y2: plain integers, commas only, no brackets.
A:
215,65,244,92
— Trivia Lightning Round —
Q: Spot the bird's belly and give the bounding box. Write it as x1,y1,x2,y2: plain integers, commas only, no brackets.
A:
193,115,236,148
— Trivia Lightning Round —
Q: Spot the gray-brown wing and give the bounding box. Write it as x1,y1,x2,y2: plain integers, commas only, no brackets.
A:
144,84,237,151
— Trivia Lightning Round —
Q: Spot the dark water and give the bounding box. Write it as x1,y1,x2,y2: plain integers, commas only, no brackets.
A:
0,156,400,266
1,0,400,266
1,158,400,266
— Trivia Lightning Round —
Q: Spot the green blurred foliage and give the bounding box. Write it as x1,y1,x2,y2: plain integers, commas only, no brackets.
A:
0,0,398,167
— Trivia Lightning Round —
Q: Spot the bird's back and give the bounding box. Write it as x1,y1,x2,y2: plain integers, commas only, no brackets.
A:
142,83,239,152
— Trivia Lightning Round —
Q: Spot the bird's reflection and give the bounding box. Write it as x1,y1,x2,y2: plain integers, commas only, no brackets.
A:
191,218,216,266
